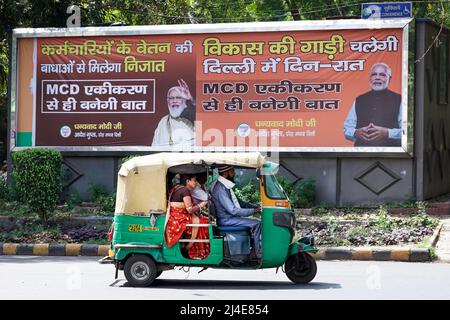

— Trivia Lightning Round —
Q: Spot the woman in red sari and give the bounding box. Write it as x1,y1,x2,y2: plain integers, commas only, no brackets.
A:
164,174,210,259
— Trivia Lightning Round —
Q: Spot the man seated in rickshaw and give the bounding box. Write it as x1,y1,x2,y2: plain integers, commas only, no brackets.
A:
164,174,210,259
211,166,262,259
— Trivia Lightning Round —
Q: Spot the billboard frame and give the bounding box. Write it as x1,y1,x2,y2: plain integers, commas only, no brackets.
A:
9,18,413,155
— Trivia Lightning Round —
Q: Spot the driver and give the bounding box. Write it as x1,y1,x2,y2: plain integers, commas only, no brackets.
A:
210,165,262,259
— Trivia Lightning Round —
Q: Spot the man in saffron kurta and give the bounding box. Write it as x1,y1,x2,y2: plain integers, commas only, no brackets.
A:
152,79,195,147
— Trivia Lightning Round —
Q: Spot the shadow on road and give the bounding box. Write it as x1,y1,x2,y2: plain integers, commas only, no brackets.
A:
118,279,342,290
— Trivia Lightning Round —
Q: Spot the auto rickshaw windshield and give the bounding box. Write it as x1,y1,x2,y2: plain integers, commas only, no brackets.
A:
260,161,288,199
264,174,288,200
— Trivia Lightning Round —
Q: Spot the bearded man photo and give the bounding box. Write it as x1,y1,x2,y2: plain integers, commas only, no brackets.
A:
343,62,402,147
152,79,195,147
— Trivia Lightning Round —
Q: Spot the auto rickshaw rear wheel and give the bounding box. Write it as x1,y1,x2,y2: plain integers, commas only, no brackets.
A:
285,252,317,284
124,254,158,287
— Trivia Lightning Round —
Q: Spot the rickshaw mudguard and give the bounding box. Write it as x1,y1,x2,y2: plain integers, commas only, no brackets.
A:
114,244,164,262
288,242,318,256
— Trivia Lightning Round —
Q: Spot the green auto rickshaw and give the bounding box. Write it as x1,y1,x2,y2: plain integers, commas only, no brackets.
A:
99,152,317,286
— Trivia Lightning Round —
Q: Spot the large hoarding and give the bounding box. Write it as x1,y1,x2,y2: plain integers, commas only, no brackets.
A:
10,19,411,152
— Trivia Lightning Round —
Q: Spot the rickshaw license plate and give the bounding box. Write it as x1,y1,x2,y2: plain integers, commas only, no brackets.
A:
128,224,143,232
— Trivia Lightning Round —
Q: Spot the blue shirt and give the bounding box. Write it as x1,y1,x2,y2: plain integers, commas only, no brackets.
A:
211,181,256,222
343,101,402,141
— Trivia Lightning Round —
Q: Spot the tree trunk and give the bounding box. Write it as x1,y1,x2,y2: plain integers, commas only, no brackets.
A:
285,0,301,21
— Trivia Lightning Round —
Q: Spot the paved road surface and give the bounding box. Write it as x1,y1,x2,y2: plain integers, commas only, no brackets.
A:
1,256,449,300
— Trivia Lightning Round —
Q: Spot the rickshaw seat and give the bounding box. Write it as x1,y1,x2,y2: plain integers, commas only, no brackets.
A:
215,226,250,232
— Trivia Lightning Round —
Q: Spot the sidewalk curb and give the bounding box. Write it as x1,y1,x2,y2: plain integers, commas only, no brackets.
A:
0,222,443,262
0,242,433,262
311,247,431,262
429,222,444,247
0,243,110,257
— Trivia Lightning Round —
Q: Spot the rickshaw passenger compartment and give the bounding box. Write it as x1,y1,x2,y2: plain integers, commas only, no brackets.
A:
215,226,251,261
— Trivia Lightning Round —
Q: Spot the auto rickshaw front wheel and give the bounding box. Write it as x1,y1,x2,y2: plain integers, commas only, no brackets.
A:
124,254,158,287
285,252,317,284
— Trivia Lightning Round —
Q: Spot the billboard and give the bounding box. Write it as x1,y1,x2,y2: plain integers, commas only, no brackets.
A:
10,19,411,152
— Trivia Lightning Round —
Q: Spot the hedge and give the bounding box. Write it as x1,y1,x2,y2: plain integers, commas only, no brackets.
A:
12,148,62,219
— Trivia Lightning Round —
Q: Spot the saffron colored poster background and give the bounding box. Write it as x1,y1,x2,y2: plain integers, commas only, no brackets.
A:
30,26,405,149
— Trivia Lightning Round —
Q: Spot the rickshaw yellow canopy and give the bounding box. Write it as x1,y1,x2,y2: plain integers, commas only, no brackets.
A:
115,152,266,215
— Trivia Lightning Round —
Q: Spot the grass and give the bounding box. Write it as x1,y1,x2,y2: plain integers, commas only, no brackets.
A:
0,199,115,218
300,203,440,230
0,211,110,244
0,223,62,242
346,225,369,238
429,246,438,261
307,206,379,219
417,236,433,248
0,200,33,217
297,203,442,247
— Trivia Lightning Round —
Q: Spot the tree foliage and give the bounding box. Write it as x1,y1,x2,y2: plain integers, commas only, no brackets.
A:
0,0,448,86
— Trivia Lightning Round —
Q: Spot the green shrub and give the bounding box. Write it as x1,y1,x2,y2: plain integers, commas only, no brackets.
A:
293,178,315,208
7,171,20,201
65,190,81,210
429,247,438,261
93,192,116,215
88,183,116,215
234,182,260,204
0,172,18,201
0,200,31,216
411,213,437,228
278,176,316,208
88,183,109,201
12,148,62,220
233,175,316,208
402,196,418,208
384,196,416,209
310,206,330,216
368,202,439,231
411,201,438,228
369,205,397,230
346,225,369,238
0,174,7,199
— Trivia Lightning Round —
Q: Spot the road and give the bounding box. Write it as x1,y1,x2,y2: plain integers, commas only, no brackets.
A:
1,256,449,300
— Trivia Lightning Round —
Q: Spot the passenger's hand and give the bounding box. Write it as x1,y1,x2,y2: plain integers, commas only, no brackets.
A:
254,205,262,213
199,201,208,208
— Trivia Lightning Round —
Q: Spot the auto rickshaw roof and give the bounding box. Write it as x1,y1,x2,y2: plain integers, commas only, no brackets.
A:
115,152,266,215
118,152,266,177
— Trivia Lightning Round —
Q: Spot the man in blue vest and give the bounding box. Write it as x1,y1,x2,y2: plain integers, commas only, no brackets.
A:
211,165,262,259
343,62,402,146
